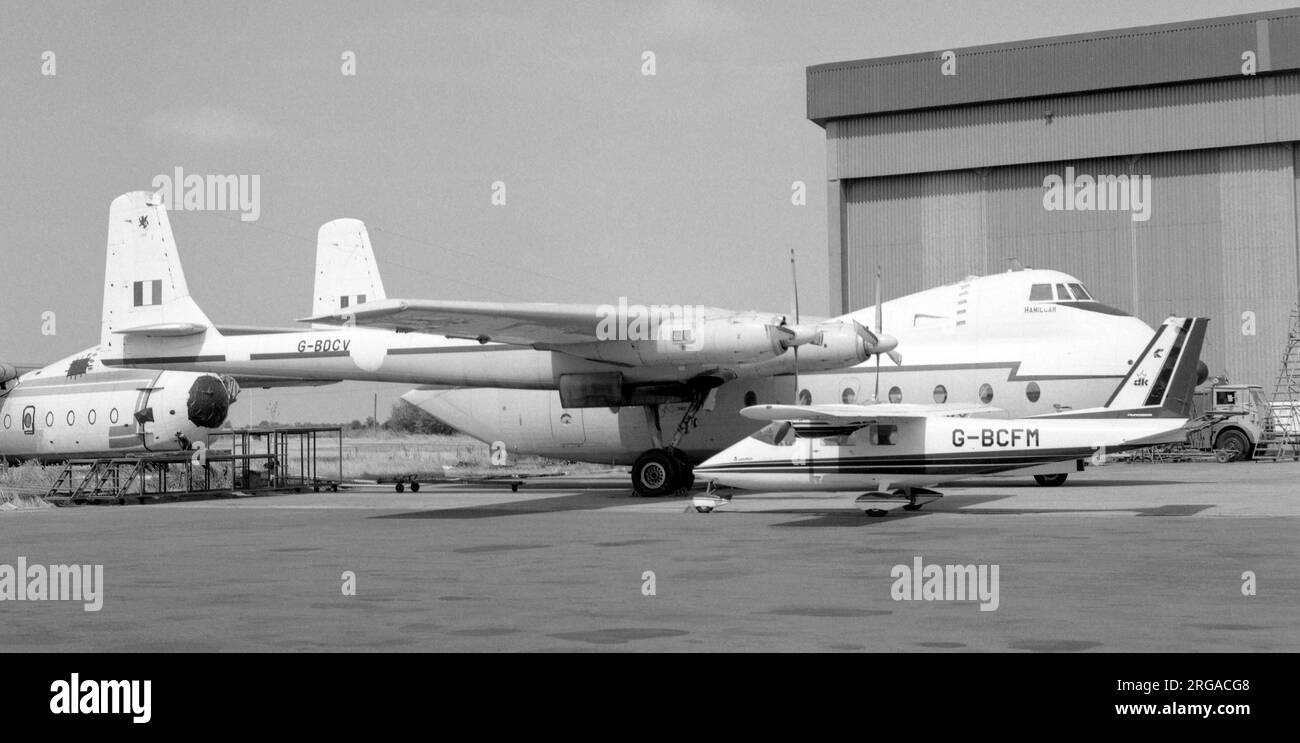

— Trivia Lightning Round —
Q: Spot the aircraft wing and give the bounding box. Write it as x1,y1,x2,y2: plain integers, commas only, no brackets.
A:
741,402,1004,424
298,299,731,346
228,375,340,390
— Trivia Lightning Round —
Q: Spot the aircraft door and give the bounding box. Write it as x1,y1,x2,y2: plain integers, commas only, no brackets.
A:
548,396,586,446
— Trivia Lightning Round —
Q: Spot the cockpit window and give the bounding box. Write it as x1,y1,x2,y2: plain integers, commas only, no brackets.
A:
1029,284,1052,301
1068,283,1093,301
1055,283,1073,300
748,421,796,446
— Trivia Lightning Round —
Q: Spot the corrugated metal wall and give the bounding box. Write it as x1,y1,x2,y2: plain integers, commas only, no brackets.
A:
841,144,1298,386
826,75,1300,179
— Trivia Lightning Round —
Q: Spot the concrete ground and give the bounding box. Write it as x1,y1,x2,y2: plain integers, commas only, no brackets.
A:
1,461,1296,652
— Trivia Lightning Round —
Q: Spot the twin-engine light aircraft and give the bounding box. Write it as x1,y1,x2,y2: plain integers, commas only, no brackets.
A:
691,317,1209,514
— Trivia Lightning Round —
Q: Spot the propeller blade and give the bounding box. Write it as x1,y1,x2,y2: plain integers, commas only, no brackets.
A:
888,350,903,366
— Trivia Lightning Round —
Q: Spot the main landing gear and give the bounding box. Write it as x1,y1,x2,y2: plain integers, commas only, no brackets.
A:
853,487,943,516
630,388,712,496
1033,473,1068,487
631,447,695,496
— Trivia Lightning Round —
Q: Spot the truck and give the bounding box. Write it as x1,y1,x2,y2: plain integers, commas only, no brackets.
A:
1186,383,1286,461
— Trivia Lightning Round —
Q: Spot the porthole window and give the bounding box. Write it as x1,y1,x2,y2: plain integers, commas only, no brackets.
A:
45,411,54,427
979,384,994,404
88,410,97,425
109,408,119,425
66,410,75,426
743,391,757,407
1026,382,1041,403
888,386,902,403
2,414,9,430
841,387,856,404
798,389,812,405
933,385,947,404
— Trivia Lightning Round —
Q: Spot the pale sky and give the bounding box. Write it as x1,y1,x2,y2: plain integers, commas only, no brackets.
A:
1,0,1293,424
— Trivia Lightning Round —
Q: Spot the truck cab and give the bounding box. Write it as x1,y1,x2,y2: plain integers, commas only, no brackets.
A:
1188,383,1268,461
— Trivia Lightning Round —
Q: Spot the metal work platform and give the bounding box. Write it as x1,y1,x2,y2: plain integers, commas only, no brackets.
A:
45,426,343,505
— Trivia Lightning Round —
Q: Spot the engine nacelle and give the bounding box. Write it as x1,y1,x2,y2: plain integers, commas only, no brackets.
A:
787,323,871,371
0,362,19,385
563,318,789,368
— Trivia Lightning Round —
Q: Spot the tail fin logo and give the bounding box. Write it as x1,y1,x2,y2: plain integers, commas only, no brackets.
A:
132,280,163,307
1133,372,1150,387
138,215,149,229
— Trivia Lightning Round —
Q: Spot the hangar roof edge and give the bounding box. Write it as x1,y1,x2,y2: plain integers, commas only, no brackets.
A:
807,8,1300,124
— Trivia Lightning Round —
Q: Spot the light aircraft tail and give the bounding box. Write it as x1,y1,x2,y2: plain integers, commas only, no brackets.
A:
1050,316,1208,419
312,219,386,327
100,191,214,350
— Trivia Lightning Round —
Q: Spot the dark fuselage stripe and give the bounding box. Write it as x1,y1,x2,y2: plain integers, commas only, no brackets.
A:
102,355,226,365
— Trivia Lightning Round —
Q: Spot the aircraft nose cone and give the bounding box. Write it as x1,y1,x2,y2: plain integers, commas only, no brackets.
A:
186,375,231,429
873,333,898,355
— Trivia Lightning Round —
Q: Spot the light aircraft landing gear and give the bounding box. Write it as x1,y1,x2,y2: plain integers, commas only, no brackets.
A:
854,487,942,516
1033,473,1068,487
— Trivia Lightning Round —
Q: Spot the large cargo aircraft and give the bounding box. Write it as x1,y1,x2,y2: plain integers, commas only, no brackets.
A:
0,198,244,463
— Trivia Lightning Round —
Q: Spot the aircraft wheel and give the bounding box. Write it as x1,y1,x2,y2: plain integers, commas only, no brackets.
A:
632,449,679,496
411,482,420,492
1214,429,1252,462
902,503,922,511
694,505,714,514
865,508,888,517
395,483,405,493
1034,473,1068,487
511,483,520,492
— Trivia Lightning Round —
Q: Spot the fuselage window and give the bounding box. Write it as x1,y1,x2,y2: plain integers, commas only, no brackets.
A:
88,409,97,425
2,414,9,430
1026,382,1041,403
979,384,994,404
888,386,902,403
933,385,947,403
842,387,856,404
1068,283,1092,301
45,411,54,428
66,410,75,426
1055,284,1073,300
798,389,812,405
109,408,119,425
1029,284,1052,301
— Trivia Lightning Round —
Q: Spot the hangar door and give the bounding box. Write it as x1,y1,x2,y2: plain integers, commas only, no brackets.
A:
841,143,1300,386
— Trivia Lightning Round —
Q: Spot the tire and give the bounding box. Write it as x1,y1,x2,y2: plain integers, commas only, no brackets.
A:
632,449,680,496
1034,473,1068,487
395,483,404,493
1214,429,1252,462
411,482,420,492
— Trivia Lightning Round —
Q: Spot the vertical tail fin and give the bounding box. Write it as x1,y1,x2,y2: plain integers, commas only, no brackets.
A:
1097,316,1208,417
100,191,213,349
311,219,386,328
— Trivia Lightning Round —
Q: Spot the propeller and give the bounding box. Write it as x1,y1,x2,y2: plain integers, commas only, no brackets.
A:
870,266,903,400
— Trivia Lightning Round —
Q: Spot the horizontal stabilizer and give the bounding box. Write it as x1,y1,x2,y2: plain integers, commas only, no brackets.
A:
114,322,210,337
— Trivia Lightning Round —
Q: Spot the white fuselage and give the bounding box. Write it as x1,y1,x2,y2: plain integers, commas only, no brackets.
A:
407,270,1159,464
0,347,229,463
693,415,1186,492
